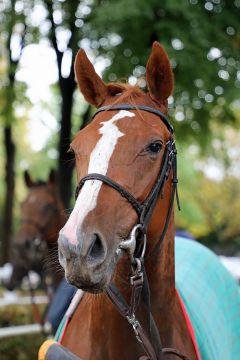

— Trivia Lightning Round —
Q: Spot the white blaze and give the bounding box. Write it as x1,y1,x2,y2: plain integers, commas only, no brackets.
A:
62,110,135,245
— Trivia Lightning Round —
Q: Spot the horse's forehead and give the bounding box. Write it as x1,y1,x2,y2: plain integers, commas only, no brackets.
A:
26,187,53,205
72,109,167,153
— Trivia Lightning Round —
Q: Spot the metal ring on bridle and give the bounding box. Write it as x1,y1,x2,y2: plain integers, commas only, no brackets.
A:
118,224,146,263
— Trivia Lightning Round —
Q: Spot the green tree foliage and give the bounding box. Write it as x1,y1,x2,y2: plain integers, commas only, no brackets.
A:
196,176,240,248
176,112,240,251
175,145,207,237
87,0,240,144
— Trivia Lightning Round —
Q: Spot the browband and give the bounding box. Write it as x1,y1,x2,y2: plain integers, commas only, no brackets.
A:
92,104,173,133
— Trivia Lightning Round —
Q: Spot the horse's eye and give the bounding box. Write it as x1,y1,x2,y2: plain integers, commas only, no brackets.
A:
146,141,162,154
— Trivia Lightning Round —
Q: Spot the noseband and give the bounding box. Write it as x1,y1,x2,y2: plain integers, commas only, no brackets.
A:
75,104,191,360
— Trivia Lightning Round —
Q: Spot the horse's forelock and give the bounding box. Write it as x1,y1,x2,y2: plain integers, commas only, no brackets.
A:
107,83,144,104
104,83,168,116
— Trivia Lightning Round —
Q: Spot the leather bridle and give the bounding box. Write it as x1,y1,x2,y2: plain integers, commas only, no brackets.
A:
75,104,192,360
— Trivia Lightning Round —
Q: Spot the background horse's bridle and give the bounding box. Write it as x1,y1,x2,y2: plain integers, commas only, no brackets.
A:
75,104,191,360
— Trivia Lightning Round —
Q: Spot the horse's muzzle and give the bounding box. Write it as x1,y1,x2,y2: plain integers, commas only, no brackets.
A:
58,232,109,292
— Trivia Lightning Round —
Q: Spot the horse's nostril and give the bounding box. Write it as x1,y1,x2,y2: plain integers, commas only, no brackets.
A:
87,233,105,261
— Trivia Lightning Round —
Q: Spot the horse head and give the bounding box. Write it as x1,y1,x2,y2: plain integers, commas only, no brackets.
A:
6,169,65,290
58,42,174,293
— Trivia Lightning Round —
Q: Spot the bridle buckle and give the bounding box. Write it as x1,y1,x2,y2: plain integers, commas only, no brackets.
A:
130,258,143,285
126,314,142,344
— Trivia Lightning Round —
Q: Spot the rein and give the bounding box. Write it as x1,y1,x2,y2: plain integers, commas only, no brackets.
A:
75,104,191,360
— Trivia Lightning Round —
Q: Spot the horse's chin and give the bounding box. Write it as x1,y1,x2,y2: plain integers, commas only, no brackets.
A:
64,246,124,294
65,255,116,294
66,274,111,294
79,284,105,294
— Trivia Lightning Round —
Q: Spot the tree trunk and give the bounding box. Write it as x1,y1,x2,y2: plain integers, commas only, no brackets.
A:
58,81,91,210
1,126,15,264
58,79,75,209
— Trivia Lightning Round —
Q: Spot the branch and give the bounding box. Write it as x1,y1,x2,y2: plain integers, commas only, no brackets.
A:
66,1,80,84
19,23,27,59
67,1,79,51
6,0,17,84
6,1,27,85
45,0,63,86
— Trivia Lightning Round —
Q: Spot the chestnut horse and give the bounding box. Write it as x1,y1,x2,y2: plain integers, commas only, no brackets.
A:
6,170,65,291
57,42,240,359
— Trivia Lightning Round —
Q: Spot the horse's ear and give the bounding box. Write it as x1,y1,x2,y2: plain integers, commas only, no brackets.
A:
48,169,57,185
24,170,34,188
74,49,108,107
146,42,174,103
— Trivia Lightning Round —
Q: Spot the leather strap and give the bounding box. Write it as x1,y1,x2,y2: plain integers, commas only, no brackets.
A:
162,348,192,360
129,275,144,318
75,173,143,216
106,284,158,360
106,280,192,360
92,104,173,133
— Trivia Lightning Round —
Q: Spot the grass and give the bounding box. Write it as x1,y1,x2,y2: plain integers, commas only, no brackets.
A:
0,333,45,360
0,294,49,360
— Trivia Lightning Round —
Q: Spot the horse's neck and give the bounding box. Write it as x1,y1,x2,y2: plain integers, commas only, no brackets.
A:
145,218,176,345
147,220,175,301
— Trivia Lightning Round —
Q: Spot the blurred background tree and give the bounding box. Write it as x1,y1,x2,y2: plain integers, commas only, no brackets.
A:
89,0,240,142
0,0,240,263
0,0,29,263
42,0,92,208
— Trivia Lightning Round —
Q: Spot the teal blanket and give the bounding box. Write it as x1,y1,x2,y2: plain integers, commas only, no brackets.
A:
175,237,240,360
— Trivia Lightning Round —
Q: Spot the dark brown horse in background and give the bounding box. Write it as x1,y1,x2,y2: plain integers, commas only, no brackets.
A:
5,170,65,291
57,42,199,359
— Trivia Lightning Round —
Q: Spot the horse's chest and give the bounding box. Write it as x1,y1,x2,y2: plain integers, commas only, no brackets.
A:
62,298,144,360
